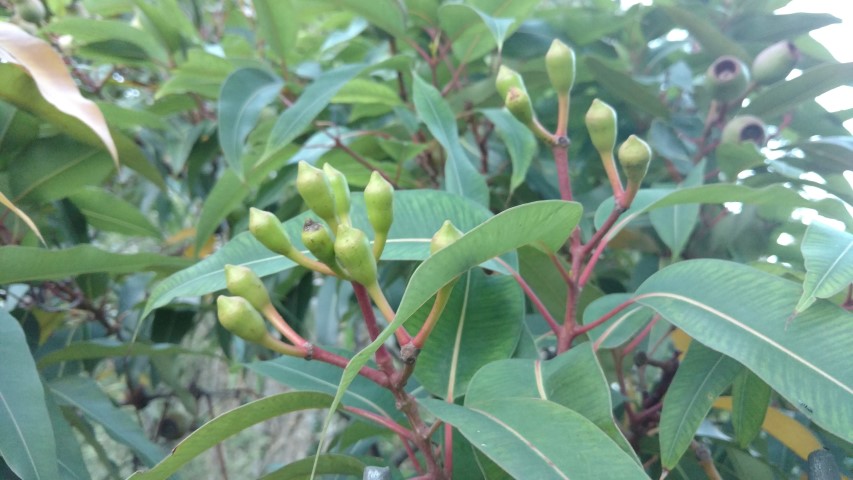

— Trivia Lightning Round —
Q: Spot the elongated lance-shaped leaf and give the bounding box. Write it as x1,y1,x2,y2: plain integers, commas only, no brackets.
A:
314,200,581,472
128,392,333,480
731,370,771,448
659,342,743,468
635,259,853,443
0,310,59,480
218,67,284,175
744,62,853,118
482,108,537,194
649,160,704,260
795,221,853,314
412,74,488,207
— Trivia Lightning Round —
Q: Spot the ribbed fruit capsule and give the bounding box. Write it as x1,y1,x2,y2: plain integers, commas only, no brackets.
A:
302,219,336,267
617,135,652,185
224,264,271,312
323,163,351,224
296,161,338,229
752,41,799,85
364,171,394,236
217,296,268,343
720,115,766,146
585,99,617,156
249,208,294,256
334,224,378,286
430,220,464,255
706,56,750,102
545,39,576,96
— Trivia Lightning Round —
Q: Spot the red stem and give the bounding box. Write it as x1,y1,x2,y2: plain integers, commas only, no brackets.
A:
352,283,395,379
494,257,560,335
574,297,638,338
578,206,625,260
343,405,415,441
549,252,573,285
444,422,453,477
622,316,659,356
310,347,391,388
552,143,573,201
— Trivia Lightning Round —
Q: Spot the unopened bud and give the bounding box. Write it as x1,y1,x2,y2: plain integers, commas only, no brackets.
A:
302,219,336,267
505,87,534,126
334,224,378,286
430,220,464,255
720,115,766,146
706,56,750,102
364,171,394,239
217,296,268,344
752,41,799,86
618,135,652,185
249,208,294,256
496,65,526,101
296,161,338,229
546,39,576,96
224,264,271,312
585,99,617,156
323,163,351,224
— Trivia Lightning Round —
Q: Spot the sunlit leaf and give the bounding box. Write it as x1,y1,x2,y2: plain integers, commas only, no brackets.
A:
795,222,853,314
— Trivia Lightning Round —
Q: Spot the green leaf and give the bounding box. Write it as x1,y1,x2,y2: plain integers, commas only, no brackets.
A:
744,63,853,119
49,376,166,467
0,245,192,283
69,186,161,238
582,293,653,350
795,222,853,314
258,454,365,480
43,18,167,63
715,142,766,180
649,160,704,259
0,310,60,480
660,5,750,61
193,169,251,252
247,356,400,421
131,0,199,54
128,392,334,480
437,0,537,63
481,108,537,193
332,78,402,106
412,74,488,206
143,190,494,317
260,64,368,172
218,68,283,175
517,246,567,321
731,370,771,448
659,342,743,469
8,137,114,204
44,391,89,480
585,57,670,118
729,13,840,44
325,0,407,37
253,0,298,61
408,269,524,399
36,339,200,368
320,200,581,467
156,49,232,99
438,4,514,54
635,259,853,443
421,398,648,479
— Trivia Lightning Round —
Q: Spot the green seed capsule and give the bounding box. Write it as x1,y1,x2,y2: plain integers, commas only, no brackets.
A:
430,220,464,255
752,41,799,86
364,171,394,238
296,161,338,229
323,163,351,224
505,87,535,126
496,65,526,101
17,0,46,24
334,224,378,286
706,56,750,102
546,39,576,96
302,219,336,267
617,135,652,185
249,208,294,256
585,99,618,156
224,264,271,312
720,115,766,146
217,296,268,344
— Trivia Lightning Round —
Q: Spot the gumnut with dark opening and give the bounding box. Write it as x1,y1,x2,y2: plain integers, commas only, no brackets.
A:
706,56,750,102
546,39,576,96
752,40,799,85
224,264,271,312
216,295,269,344
585,99,618,156
364,171,394,238
495,65,527,101
334,224,378,286
720,115,766,146
618,135,652,185
302,219,336,267
505,87,535,126
296,161,338,229
430,220,464,255
323,163,351,223
249,207,294,257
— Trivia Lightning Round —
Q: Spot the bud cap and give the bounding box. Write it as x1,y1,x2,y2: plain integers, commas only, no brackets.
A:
302,219,336,266
224,264,271,312
249,208,294,256
364,171,395,237
430,220,464,255
585,99,618,155
334,225,378,286
217,296,268,343
496,65,526,100
296,161,338,227
546,39,576,95
323,163,351,222
618,135,652,184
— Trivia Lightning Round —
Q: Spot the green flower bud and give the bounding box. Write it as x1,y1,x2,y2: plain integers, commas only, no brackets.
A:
505,87,535,126
302,219,336,267
249,208,294,256
323,163,351,224
225,264,272,312
334,224,377,286
546,39,576,96
585,99,618,156
430,220,464,255
720,115,766,146
617,135,652,185
364,171,394,238
17,0,46,24
752,41,799,86
706,56,750,102
296,161,338,229
217,295,268,344
496,65,526,101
